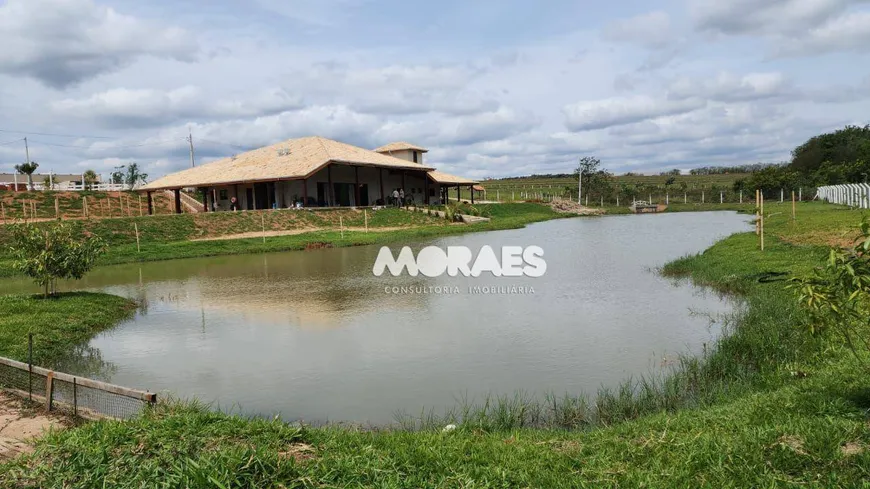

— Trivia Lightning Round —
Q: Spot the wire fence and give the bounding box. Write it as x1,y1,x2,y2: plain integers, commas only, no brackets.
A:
0,347,156,420
817,183,870,208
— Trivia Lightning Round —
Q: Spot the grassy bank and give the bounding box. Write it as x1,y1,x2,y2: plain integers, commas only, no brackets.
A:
2,204,869,486
0,203,564,275
0,292,136,366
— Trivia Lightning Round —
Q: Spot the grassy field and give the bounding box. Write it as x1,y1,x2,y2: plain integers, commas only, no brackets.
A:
0,203,564,275
0,293,136,367
2,203,870,487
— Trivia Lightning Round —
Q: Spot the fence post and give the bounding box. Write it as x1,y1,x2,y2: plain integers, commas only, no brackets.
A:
340,215,344,238
740,190,743,204
134,223,141,253
73,377,77,417
364,209,368,233
780,188,784,203
1,202,5,224
28,333,33,400
720,191,723,204
45,371,54,412
55,196,60,220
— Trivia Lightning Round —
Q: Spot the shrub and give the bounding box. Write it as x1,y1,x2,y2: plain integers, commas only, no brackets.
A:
8,222,106,297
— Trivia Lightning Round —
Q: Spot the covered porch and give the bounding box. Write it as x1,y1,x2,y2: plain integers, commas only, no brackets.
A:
146,162,450,214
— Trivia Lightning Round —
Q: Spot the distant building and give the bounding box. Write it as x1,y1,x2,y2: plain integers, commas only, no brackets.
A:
140,136,478,214
0,172,101,191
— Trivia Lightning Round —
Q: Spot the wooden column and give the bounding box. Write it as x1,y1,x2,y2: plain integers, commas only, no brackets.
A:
424,172,429,205
147,192,153,215
327,165,333,206
173,189,181,214
302,178,308,207
470,185,474,204
202,188,208,212
354,166,360,207
456,185,460,202
377,169,384,205
252,185,257,210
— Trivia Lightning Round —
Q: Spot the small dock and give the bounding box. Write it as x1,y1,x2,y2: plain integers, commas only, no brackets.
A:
630,201,668,214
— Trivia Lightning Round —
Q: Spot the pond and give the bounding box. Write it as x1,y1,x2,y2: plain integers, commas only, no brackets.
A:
1,212,751,424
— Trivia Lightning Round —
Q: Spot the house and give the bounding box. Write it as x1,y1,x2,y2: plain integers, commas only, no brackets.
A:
139,136,478,214
0,173,102,191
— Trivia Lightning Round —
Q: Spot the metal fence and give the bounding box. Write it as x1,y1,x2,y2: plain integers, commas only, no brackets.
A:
816,183,870,208
0,355,156,420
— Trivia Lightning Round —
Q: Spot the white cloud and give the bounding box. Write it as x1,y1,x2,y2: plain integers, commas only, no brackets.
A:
691,0,861,35
602,11,674,48
667,72,796,102
52,87,305,127
563,96,707,131
0,0,198,88
774,10,870,56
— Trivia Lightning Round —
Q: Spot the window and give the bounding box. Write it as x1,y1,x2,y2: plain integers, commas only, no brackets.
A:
219,189,228,200
412,151,418,163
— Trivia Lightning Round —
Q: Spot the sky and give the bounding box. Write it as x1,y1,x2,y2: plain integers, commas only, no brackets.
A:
0,0,868,181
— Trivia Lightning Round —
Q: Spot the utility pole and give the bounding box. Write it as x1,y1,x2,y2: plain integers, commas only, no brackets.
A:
24,137,30,163
578,157,582,204
187,129,196,168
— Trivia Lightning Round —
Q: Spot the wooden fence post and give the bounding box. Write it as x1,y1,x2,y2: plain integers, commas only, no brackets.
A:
364,209,368,233
1,202,5,224
340,215,344,238
45,371,54,412
134,223,141,253
55,197,60,220
261,213,266,244
792,191,796,221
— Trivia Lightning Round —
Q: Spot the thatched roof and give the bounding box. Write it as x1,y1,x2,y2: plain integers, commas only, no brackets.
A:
141,136,435,190
427,169,476,185
373,141,429,153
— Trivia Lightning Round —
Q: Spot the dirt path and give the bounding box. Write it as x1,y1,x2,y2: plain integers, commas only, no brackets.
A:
0,392,66,460
191,226,411,242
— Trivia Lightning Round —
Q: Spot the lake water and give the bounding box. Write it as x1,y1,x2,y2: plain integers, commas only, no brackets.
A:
1,212,751,424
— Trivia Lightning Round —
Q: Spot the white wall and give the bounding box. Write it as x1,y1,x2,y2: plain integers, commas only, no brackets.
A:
376,149,425,165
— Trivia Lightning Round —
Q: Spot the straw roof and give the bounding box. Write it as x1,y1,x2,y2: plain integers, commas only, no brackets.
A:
427,169,476,185
373,141,429,153
141,136,435,190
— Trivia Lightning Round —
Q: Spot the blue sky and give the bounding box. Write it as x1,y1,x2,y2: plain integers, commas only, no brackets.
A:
1,0,868,180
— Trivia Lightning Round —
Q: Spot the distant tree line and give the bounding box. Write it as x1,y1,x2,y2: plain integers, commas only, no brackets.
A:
735,124,870,193
689,163,781,175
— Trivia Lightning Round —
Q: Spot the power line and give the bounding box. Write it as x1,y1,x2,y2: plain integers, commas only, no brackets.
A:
0,138,24,146
196,138,254,151
30,137,186,149
0,128,116,139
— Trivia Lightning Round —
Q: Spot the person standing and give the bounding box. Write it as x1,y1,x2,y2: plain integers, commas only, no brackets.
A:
392,188,400,207
399,188,405,207
230,196,238,211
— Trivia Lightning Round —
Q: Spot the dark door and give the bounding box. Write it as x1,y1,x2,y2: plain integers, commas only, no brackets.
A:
254,183,269,209
245,188,254,210
360,184,369,206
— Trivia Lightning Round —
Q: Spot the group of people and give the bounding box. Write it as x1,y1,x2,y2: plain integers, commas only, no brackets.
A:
390,188,408,207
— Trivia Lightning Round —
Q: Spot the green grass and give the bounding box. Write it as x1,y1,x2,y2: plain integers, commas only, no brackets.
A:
0,203,564,275
3,203,870,487
0,292,136,366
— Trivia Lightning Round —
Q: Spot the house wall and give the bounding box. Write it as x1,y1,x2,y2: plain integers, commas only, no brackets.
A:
202,163,445,210
376,149,425,165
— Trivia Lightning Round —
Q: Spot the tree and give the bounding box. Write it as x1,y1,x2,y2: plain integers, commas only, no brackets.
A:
790,218,870,364
8,223,106,298
574,156,613,202
124,162,148,189
14,161,39,191
83,169,98,190
111,163,148,189
664,176,677,188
